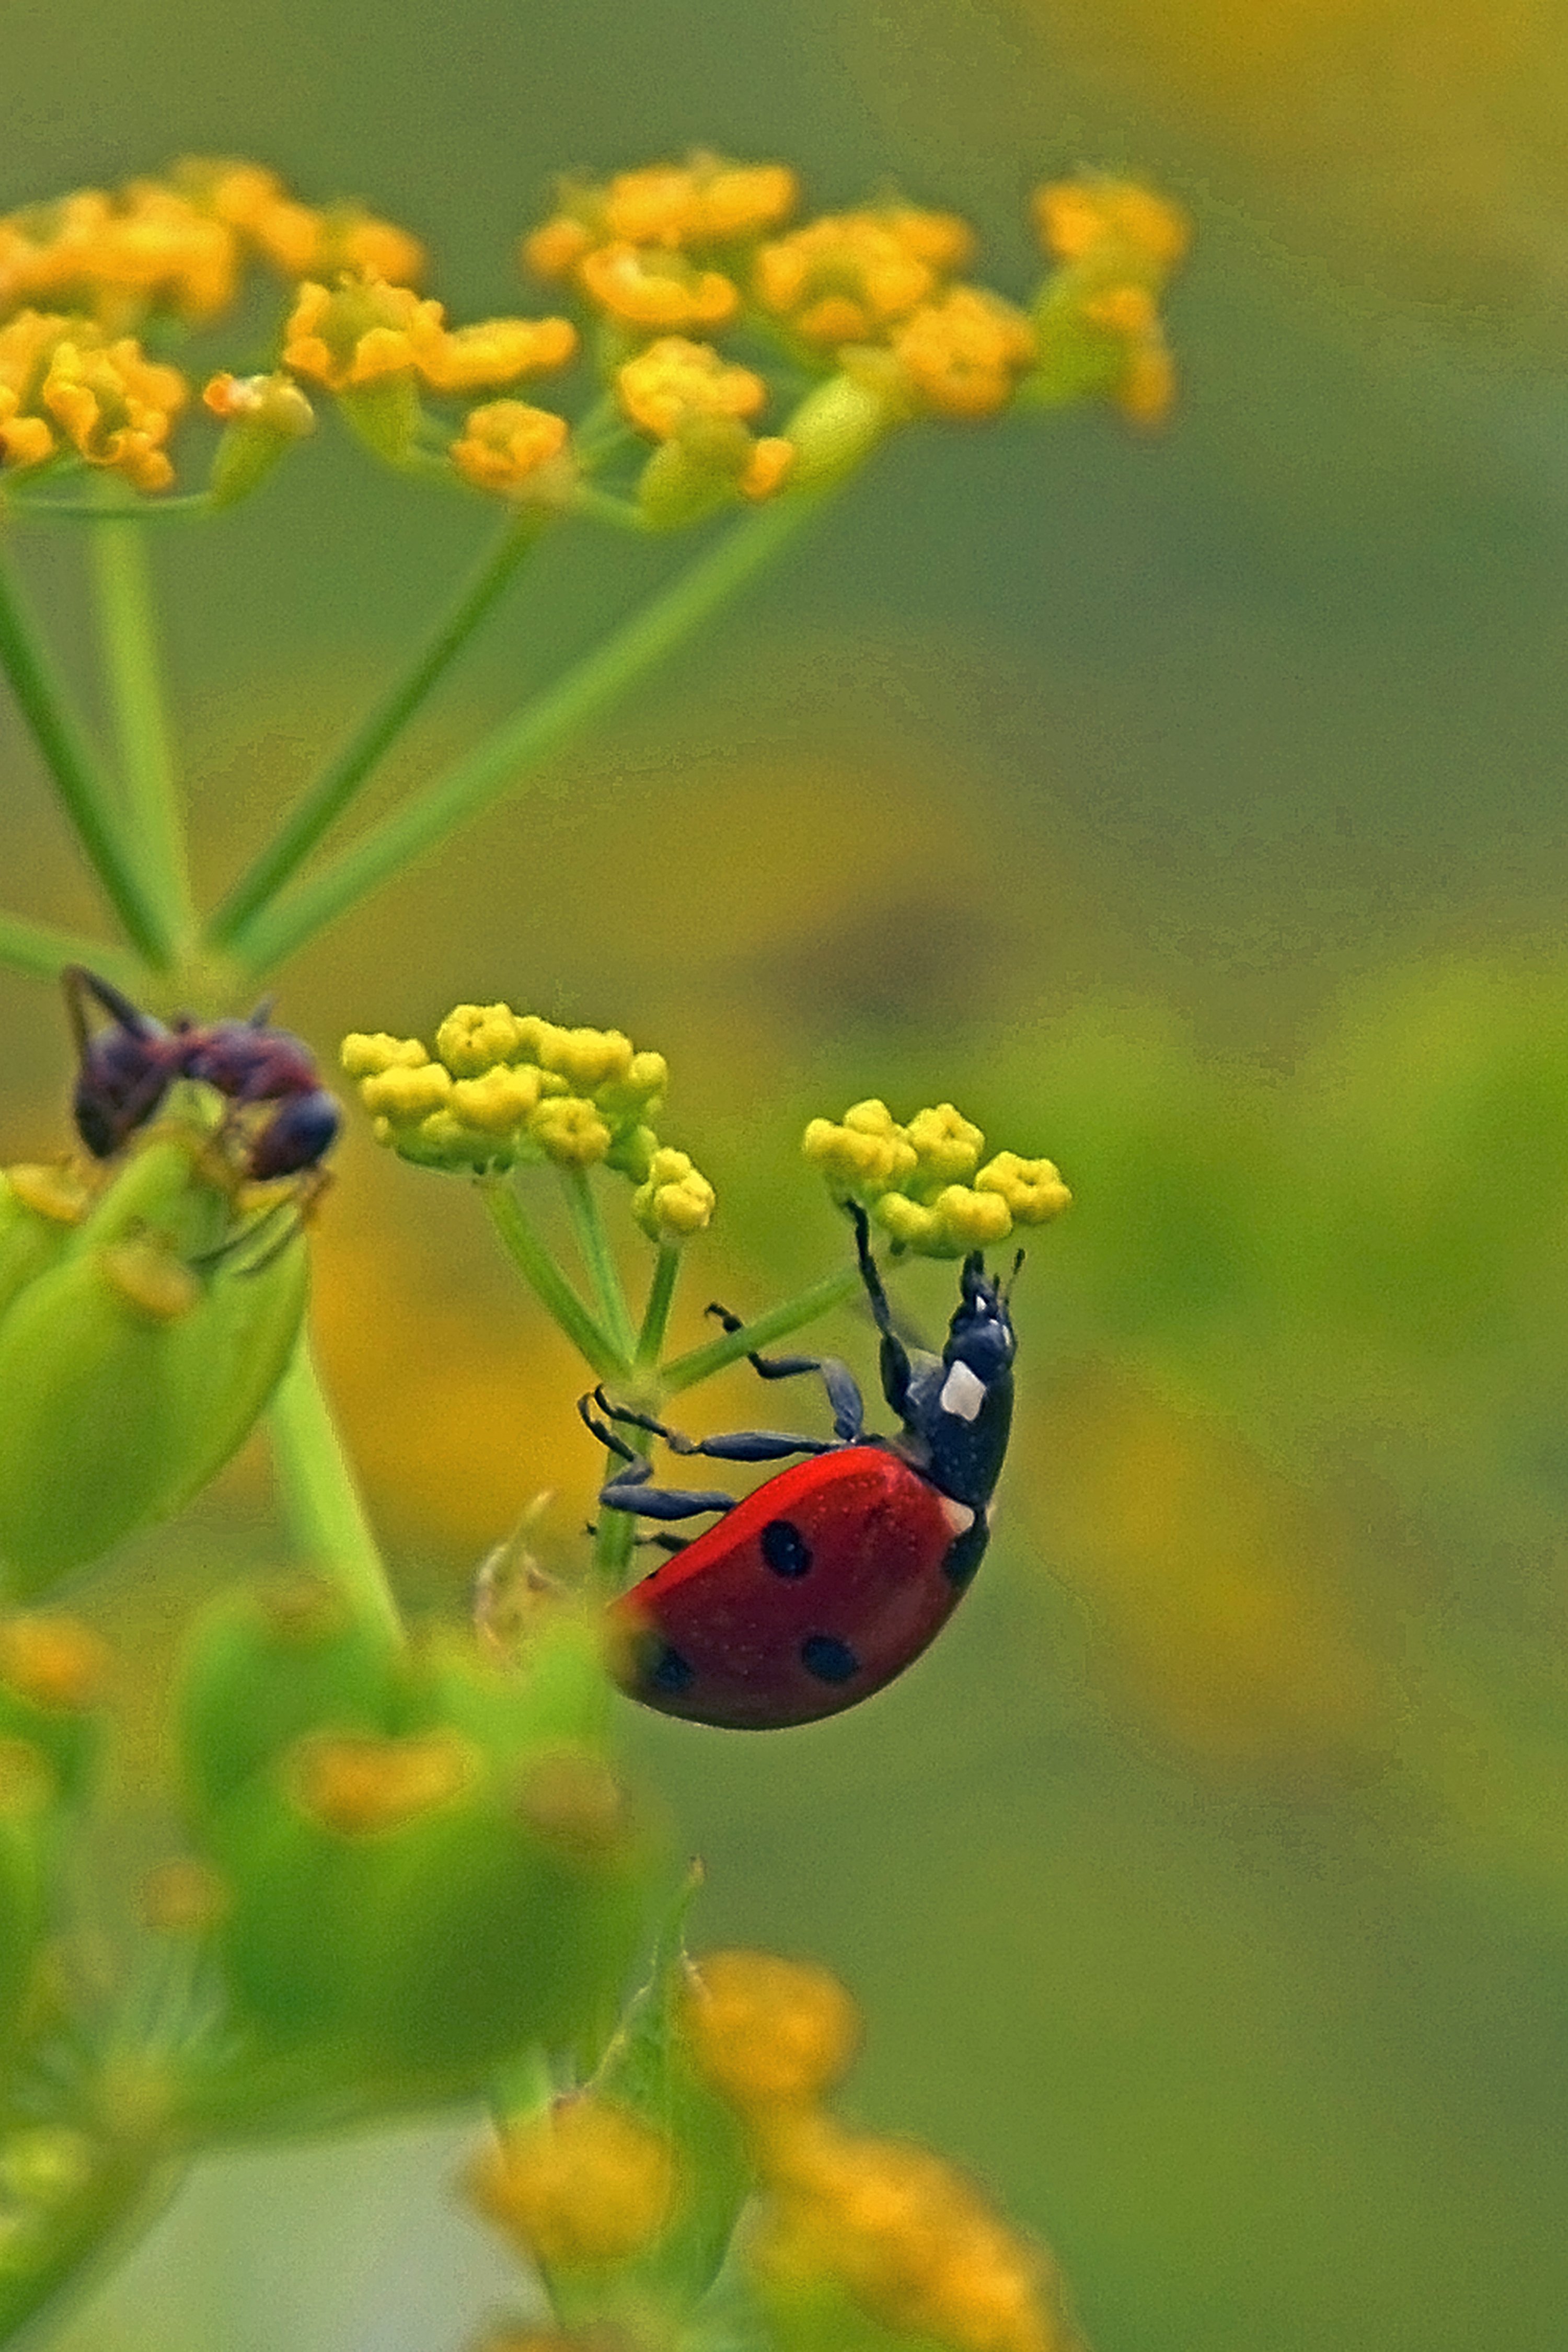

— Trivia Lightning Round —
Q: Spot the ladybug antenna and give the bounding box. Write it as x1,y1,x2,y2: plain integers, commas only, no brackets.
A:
1004,1249,1024,1304
247,996,276,1028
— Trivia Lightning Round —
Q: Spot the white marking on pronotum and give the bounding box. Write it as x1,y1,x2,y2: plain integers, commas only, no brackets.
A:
941,1497,976,1536
939,1360,987,1421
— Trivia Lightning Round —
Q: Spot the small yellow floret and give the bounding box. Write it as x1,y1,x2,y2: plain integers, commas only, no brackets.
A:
281,276,439,390
905,1103,985,1188
468,2096,681,2270
521,216,596,280
602,156,799,248
1033,177,1189,272
616,336,767,441
417,314,576,394
754,211,961,348
891,286,1036,420
201,370,314,434
450,399,571,495
975,1151,1071,1224
684,1949,860,2110
450,1066,543,1134
529,1095,612,1169
40,335,188,491
339,1032,429,1078
542,1027,635,1092
801,1101,918,1196
754,2114,1073,2352
358,1061,454,1124
434,1002,524,1077
739,435,795,500
632,1147,715,1241
578,243,739,333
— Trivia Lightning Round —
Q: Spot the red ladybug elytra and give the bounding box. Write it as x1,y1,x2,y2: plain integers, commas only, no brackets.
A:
580,1205,1019,1728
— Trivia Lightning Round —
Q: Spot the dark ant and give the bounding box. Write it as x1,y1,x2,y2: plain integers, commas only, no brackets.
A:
63,965,340,1182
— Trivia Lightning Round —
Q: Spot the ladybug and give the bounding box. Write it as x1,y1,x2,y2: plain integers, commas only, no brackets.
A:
579,1204,1019,1728
63,965,340,1183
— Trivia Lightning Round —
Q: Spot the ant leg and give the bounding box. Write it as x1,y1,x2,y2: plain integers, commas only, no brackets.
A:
704,1302,865,1442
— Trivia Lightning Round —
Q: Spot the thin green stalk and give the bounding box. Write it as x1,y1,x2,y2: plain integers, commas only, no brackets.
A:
561,1167,639,1365
481,1177,627,1382
3,493,215,524
0,541,172,967
636,1243,681,1375
88,510,194,952
661,1262,863,1395
266,1327,403,1642
207,511,548,949
226,486,837,978
0,910,143,987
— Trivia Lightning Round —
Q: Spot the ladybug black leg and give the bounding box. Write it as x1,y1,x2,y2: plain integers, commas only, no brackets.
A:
846,1201,914,1420
704,1304,866,1442
577,1392,740,1521
589,1385,839,1467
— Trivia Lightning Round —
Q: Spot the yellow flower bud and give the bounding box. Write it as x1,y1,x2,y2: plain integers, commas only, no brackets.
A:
905,1103,985,1189
872,1193,942,1251
357,1060,453,1124
434,1002,524,1077
339,1032,429,1078
616,337,767,441
801,1101,918,1196
683,1948,860,2111
529,1096,612,1169
541,1027,635,1092
469,2095,681,2270
632,1148,715,1242
975,1151,1071,1224
449,1065,543,1135
449,400,572,500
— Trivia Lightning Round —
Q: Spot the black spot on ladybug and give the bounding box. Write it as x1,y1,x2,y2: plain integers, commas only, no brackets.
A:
800,1633,859,1684
760,1518,812,1577
942,1514,990,1587
648,1643,695,1694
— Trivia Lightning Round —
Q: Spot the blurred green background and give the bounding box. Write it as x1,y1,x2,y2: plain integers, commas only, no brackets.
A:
7,0,1568,2346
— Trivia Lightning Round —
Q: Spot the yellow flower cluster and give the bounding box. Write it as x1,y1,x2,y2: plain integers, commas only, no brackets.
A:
684,1950,1079,2352
1030,176,1190,427
802,1100,1070,1257
517,151,1184,500
0,160,422,334
281,278,574,396
469,2093,683,2271
0,310,188,489
341,1004,713,1237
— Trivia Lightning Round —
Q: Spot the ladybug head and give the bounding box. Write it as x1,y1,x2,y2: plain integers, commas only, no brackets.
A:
943,1249,1019,1389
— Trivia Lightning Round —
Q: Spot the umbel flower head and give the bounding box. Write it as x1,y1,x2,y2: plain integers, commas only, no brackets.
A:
802,1098,1070,1256
342,1004,716,1242
0,151,1184,507
468,1942,1081,2352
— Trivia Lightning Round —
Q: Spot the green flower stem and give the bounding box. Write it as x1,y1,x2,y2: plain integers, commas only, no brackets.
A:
661,1261,864,1396
0,541,172,968
0,910,143,987
88,510,195,955
266,1327,403,1643
561,1168,639,1366
224,485,837,979
635,1243,682,1375
3,493,215,523
206,511,548,950
591,1432,643,1592
481,1177,627,1382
